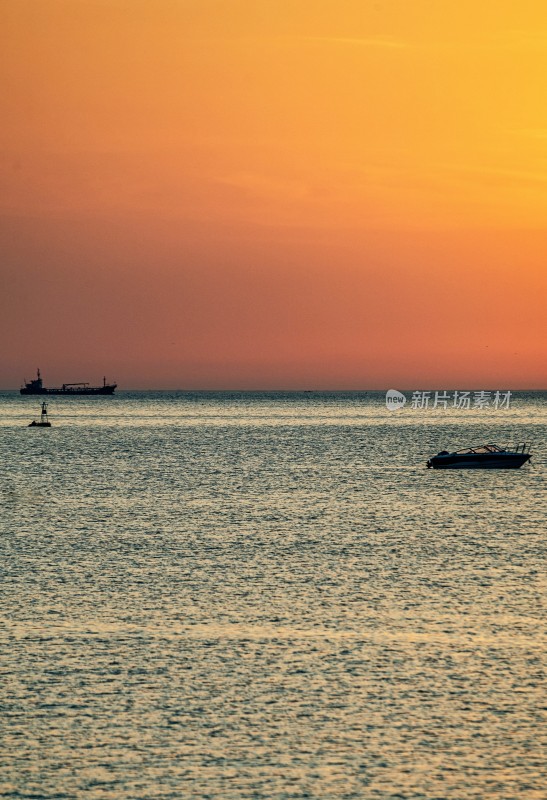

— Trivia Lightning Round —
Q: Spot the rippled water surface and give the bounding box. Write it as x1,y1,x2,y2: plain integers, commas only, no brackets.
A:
1,391,545,799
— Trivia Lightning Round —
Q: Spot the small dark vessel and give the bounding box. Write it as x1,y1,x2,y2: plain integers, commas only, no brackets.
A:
28,402,51,428
427,443,531,469
21,369,116,395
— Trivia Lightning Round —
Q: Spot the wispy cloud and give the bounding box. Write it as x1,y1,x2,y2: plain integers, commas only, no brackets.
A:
216,172,309,202
511,128,547,140
489,29,547,50
299,29,547,53
301,35,407,49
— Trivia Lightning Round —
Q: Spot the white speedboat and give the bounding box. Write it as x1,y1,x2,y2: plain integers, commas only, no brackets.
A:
427,443,531,469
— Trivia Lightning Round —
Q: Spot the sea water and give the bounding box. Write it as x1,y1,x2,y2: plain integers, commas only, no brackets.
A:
1,391,545,799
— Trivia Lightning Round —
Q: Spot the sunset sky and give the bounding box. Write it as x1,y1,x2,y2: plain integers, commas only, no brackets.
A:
1,0,546,388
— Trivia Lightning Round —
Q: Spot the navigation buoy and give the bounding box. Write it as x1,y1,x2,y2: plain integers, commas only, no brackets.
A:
29,401,51,427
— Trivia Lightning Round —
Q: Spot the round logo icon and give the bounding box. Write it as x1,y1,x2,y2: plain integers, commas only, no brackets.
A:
386,389,406,411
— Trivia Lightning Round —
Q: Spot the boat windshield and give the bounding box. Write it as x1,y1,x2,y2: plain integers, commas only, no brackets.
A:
456,444,504,454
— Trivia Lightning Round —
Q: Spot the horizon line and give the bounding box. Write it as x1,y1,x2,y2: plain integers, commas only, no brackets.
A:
3,386,547,393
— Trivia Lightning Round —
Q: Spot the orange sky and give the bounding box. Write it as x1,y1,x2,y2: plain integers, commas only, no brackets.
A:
1,0,546,388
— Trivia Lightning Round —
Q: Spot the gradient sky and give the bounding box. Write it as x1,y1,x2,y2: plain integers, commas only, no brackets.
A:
1,0,546,388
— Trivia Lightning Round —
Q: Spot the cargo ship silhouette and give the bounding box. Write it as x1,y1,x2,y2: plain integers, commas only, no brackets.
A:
21,369,117,395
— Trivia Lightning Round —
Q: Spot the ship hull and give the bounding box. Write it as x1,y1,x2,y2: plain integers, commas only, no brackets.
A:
21,386,116,395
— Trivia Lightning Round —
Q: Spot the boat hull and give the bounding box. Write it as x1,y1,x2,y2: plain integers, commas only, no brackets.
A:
428,454,530,469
